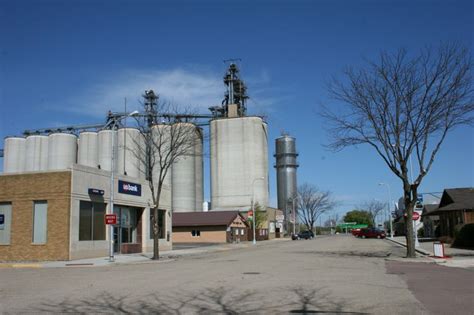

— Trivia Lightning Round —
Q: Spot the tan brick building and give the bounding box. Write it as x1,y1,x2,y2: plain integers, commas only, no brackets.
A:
0,164,172,261
173,211,249,243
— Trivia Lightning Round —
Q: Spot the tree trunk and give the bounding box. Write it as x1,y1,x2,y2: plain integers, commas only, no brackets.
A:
404,185,416,258
152,207,160,260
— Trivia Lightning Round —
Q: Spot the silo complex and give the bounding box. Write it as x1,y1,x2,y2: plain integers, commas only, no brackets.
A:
171,123,204,212
274,135,299,227
117,128,142,178
210,116,268,210
3,137,26,173
47,133,77,170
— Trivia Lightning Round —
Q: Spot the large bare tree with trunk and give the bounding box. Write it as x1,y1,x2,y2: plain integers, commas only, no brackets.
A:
131,90,201,260
322,43,473,257
297,183,337,232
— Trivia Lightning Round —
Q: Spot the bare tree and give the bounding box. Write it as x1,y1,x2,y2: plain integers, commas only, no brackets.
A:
322,43,473,257
131,90,201,260
297,183,337,231
358,200,385,226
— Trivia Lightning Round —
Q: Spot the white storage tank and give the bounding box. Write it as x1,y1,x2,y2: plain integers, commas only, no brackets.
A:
210,116,269,210
3,137,26,173
78,131,98,168
47,133,77,170
117,128,142,178
25,135,49,172
97,130,116,172
171,123,204,212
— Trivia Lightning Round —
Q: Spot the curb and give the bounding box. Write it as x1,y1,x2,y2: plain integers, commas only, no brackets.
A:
386,237,433,256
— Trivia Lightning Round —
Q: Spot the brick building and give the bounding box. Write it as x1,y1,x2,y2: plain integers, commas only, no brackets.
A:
0,164,172,261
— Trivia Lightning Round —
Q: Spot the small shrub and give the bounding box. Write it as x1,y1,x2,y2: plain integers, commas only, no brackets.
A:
452,223,474,248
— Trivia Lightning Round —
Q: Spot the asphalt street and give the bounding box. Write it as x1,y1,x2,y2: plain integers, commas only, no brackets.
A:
0,235,472,314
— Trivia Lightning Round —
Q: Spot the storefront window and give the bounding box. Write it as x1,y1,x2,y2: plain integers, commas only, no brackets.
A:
114,206,137,244
0,203,12,245
79,201,106,241
33,201,48,244
149,209,165,239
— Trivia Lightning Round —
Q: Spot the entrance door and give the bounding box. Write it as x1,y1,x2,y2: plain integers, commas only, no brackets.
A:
113,206,143,254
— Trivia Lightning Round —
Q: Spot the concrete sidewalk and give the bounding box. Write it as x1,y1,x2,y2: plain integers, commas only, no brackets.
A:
387,236,474,269
0,238,291,269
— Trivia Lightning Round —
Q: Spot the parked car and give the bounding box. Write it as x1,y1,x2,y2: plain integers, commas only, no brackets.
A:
292,230,315,240
358,228,386,239
351,228,362,237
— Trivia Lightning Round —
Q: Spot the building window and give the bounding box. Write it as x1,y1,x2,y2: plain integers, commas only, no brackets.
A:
240,229,244,235
191,230,201,237
32,201,48,244
149,209,165,239
79,201,106,241
0,203,12,245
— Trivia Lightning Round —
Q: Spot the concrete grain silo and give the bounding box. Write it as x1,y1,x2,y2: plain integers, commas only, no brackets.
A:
3,137,26,173
151,124,172,189
117,128,142,178
210,116,269,210
24,135,49,172
274,135,299,229
78,131,98,168
171,123,204,212
47,133,77,170
97,130,116,172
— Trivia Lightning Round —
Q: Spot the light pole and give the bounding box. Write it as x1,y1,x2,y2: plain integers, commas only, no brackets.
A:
252,177,265,245
108,110,139,262
379,182,394,239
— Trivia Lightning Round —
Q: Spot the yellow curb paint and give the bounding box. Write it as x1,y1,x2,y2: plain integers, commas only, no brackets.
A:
12,264,42,268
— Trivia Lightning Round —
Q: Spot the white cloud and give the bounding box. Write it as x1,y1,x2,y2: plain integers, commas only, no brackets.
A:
62,66,281,119
67,68,224,118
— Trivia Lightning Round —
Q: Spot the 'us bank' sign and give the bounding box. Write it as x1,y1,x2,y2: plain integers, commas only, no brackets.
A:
118,180,142,196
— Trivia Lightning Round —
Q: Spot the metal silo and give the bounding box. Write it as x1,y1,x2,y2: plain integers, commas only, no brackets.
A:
3,137,26,173
25,135,49,172
78,131,98,168
97,130,116,172
210,116,269,210
274,135,299,230
117,128,142,178
171,123,204,212
47,133,77,170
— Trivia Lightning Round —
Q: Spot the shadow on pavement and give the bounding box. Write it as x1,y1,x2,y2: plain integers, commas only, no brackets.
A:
33,286,369,314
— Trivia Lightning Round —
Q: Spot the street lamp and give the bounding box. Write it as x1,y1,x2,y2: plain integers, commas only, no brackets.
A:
109,110,139,262
252,177,265,245
378,182,394,239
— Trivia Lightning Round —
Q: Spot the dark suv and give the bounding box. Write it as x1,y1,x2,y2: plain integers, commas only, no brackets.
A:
292,230,315,240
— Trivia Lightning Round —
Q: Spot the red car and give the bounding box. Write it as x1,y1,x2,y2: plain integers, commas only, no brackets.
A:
358,228,386,239
351,228,362,237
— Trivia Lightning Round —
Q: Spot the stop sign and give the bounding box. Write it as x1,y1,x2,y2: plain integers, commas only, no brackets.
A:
412,212,420,220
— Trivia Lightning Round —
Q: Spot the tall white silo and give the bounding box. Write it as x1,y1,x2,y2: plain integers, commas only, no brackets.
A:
3,137,26,173
171,123,204,212
150,124,172,205
25,135,49,171
194,128,204,211
210,116,269,210
117,128,142,178
47,133,77,170
78,131,98,168
97,130,116,172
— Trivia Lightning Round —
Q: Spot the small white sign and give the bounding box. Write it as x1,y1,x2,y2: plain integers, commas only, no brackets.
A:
433,242,445,258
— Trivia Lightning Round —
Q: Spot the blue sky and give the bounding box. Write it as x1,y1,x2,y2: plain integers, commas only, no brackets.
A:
1,0,473,222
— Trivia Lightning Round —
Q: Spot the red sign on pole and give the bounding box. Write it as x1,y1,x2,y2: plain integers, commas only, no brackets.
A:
105,214,117,225
412,212,420,221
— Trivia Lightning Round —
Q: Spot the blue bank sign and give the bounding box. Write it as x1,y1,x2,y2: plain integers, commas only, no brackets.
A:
118,180,142,196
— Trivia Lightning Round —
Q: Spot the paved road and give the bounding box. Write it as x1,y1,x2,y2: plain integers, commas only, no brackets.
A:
0,235,472,314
